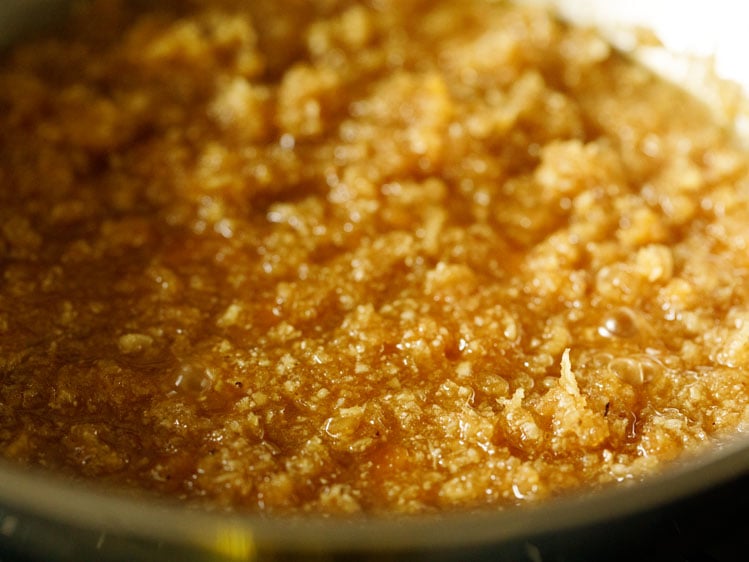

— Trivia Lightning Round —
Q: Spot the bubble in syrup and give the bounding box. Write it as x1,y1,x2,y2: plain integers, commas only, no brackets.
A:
640,358,663,382
608,356,663,386
608,357,644,385
598,307,639,338
174,362,214,392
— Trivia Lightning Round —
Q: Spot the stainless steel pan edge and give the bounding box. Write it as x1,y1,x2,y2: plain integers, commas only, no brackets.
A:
0,438,748,559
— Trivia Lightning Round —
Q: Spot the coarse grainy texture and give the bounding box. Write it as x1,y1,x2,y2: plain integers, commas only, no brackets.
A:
1,0,749,515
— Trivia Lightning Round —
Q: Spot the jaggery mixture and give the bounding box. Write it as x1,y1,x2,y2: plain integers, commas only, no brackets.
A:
1,0,749,515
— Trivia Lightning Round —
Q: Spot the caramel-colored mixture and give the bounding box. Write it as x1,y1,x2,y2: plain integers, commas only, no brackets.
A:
1,0,749,515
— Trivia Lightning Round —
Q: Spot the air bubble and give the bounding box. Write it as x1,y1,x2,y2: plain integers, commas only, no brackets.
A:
175,362,214,392
640,359,663,382
608,357,644,385
608,356,663,386
598,308,638,338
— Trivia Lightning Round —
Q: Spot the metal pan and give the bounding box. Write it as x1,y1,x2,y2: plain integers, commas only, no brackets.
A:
1,1,748,560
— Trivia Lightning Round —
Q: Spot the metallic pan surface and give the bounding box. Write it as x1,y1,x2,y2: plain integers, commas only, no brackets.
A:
1,1,748,560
